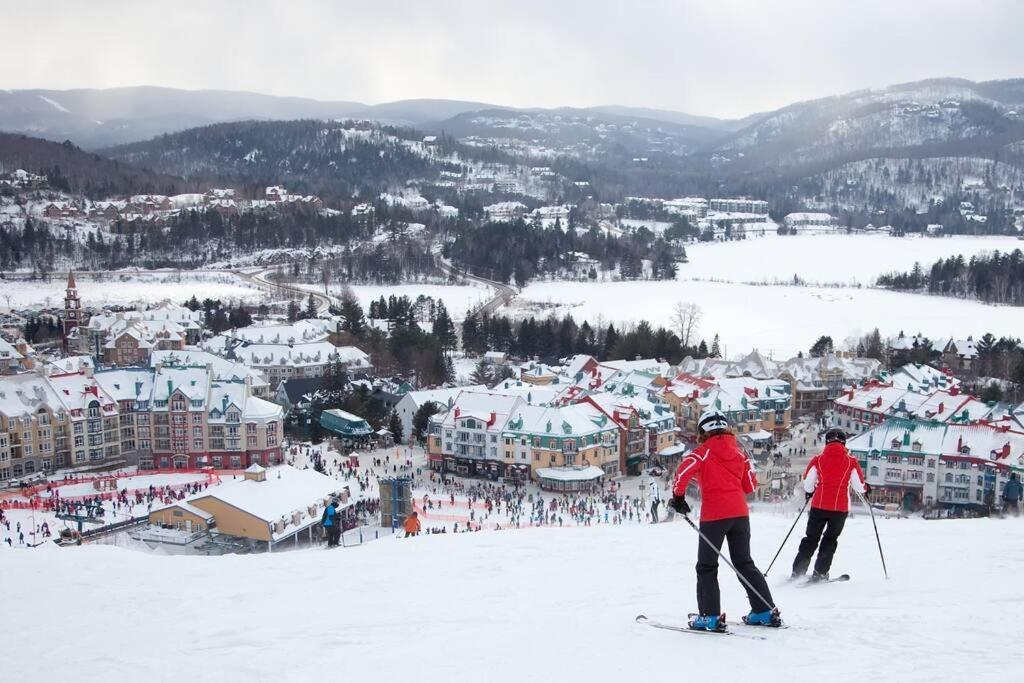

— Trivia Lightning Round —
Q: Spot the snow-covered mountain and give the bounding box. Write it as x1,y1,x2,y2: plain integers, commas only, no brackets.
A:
5,514,1017,680
706,78,1024,174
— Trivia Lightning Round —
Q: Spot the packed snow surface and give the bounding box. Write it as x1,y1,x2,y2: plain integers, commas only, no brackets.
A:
680,233,1023,286
5,512,1020,681
1,273,263,308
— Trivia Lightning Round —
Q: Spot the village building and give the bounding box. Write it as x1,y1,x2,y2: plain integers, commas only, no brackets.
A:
319,408,373,447
149,464,346,551
831,380,994,436
0,337,35,374
847,419,1024,511
428,392,525,479
662,374,792,456
393,385,488,443
783,212,839,231
777,355,882,416
502,402,621,488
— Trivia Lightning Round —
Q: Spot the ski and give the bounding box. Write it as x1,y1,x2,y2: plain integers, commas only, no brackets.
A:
635,615,768,640
799,573,850,586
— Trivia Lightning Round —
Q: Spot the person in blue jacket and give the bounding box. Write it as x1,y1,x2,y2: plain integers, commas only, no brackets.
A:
323,498,341,546
1003,473,1023,516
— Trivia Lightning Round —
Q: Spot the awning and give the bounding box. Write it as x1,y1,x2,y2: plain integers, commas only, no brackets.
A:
744,430,773,442
658,444,688,457
626,454,648,465
535,466,604,482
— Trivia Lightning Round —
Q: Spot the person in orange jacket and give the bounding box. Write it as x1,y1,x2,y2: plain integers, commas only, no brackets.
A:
403,510,421,537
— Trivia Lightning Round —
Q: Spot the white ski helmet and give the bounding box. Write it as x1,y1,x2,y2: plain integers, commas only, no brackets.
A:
697,409,730,435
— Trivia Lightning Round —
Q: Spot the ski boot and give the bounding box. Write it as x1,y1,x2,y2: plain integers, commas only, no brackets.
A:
742,607,783,627
688,613,727,632
808,571,829,583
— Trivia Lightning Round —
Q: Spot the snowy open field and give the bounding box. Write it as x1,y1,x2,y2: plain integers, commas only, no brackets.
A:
514,279,1024,358
1,272,264,309
5,511,1020,681
513,234,1024,357
681,233,1023,286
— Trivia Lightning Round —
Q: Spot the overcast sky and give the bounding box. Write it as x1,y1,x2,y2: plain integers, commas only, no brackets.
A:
3,0,1023,119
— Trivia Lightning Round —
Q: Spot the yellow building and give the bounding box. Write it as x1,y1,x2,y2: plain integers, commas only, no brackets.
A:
148,464,345,551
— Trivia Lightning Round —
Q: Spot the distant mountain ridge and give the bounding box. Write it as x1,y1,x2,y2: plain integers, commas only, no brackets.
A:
0,86,734,148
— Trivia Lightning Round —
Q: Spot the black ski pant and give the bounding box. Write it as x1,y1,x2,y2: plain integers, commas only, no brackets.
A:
792,508,847,576
696,516,773,616
650,501,659,523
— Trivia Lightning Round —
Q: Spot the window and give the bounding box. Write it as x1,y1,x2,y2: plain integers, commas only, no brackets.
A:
191,413,203,425
193,439,204,450
926,473,935,482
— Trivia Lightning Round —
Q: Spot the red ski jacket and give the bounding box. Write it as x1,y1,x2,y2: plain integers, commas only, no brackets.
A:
672,433,756,522
803,442,866,513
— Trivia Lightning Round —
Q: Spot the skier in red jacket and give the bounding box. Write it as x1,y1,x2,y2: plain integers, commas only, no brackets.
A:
791,427,869,581
668,410,781,631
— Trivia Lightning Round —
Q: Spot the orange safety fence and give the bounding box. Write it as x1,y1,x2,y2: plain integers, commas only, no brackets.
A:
2,470,225,508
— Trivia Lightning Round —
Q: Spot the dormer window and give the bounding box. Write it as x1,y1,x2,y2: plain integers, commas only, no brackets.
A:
891,438,901,449
960,446,971,455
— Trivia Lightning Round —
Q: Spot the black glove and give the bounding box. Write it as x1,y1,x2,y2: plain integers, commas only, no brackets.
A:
863,483,872,496
805,491,813,501
669,496,690,515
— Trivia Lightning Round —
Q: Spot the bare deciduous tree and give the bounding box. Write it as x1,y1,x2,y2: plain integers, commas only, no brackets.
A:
672,301,702,348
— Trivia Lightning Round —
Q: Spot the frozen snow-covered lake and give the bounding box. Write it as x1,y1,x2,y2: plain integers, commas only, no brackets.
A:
514,279,1023,358
512,234,1024,357
681,233,1023,286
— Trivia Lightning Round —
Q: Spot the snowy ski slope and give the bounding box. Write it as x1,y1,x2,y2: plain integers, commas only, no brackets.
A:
5,511,1019,681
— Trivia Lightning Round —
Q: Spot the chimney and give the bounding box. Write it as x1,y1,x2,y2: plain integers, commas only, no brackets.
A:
938,402,944,414
487,411,497,427
957,435,963,452
454,407,461,419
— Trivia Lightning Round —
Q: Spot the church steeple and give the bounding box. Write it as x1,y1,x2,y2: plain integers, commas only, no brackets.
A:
63,270,83,354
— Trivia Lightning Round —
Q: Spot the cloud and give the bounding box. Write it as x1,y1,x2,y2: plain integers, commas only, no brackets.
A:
3,0,1023,118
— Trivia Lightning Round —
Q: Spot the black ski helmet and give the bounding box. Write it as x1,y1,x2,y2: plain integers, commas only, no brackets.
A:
824,427,847,444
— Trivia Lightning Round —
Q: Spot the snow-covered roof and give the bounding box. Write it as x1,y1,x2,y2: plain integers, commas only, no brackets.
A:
186,465,341,526
0,371,62,417
151,349,268,389
504,402,614,437
848,419,1024,466
225,319,331,345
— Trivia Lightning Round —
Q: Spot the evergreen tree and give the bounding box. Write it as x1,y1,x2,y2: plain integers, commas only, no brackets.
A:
809,335,834,358
412,401,441,443
388,410,404,445
469,359,493,385
304,293,318,320
710,334,721,358
286,298,300,323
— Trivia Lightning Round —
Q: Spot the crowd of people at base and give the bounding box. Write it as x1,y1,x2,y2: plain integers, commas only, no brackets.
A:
410,473,663,530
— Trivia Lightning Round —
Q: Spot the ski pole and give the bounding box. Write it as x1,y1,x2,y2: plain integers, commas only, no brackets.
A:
764,497,810,576
681,514,777,611
857,490,889,579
